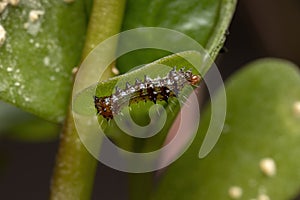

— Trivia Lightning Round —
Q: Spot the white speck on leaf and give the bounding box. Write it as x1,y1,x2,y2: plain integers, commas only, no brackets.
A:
55,67,60,73
0,2,8,14
228,186,243,199
6,67,13,72
72,67,78,74
24,96,31,102
25,21,42,36
0,24,6,47
260,158,276,177
35,42,40,48
43,56,50,66
29,10,44,23
293,101,300,116
50,76,56,81
24,10,45,36
258,194,270,200
23,22,29,29
14,82,20,86
112,66,119,75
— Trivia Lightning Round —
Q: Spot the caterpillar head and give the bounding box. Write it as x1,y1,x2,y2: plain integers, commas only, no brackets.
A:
183,70,201,86
94,96,114,120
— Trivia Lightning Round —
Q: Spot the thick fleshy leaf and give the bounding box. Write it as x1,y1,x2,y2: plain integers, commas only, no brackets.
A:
117,0,236,73
0,0,88,123
151,59,300,200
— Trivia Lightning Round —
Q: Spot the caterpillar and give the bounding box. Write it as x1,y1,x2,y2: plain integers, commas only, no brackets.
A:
94,68,201,120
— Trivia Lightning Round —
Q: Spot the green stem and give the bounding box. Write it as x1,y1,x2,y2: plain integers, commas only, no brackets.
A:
81,0,126,59
50,0,126,199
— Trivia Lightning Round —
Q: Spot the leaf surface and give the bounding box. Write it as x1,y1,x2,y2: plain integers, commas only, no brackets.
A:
118,0,236,73
0,0,88,122
151,58,300,200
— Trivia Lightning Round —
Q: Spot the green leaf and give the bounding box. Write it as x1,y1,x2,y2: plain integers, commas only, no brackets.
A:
0,0,88,123
0,101,59,142
117,0,236,73
115,1,236,199
151,58,300,200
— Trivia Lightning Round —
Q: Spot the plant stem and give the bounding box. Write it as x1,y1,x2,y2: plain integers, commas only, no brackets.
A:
81,0,126,59
50,0,126,199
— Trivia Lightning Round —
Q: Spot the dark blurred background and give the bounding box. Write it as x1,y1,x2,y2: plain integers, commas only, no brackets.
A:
1,1,300,199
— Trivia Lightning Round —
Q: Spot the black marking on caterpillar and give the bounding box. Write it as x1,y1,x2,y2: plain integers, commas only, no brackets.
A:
94,68,201,120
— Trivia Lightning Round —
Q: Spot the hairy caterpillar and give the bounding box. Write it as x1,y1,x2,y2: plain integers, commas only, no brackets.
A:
94,68,201,120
